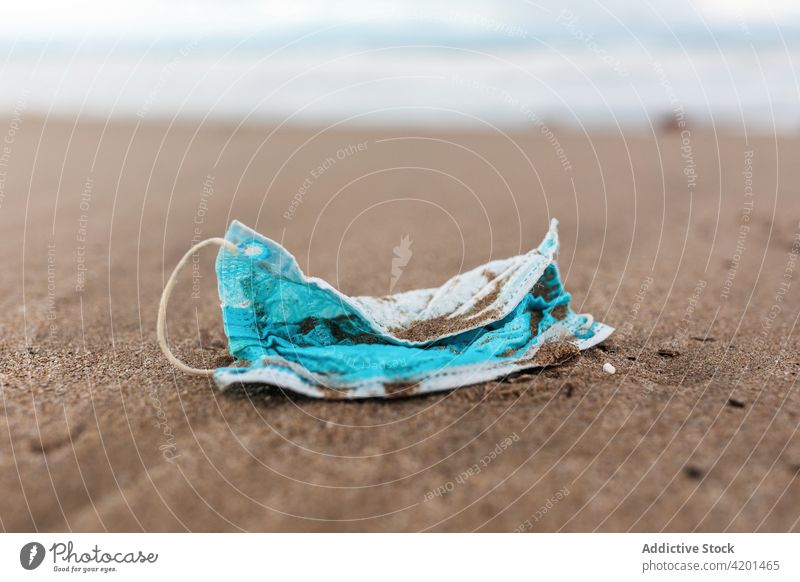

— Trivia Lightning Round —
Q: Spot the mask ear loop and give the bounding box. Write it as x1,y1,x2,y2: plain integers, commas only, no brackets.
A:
157,237,240,376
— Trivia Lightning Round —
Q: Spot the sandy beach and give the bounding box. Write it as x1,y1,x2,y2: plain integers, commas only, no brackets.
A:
1,117,799,532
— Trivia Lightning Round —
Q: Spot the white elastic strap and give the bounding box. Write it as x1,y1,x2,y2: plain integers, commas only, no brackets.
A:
157,237,240,376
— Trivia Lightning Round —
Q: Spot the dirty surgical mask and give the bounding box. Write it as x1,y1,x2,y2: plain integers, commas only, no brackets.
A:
157,219,613,398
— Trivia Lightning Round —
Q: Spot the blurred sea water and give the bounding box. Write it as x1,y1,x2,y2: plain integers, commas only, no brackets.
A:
0,0,798,130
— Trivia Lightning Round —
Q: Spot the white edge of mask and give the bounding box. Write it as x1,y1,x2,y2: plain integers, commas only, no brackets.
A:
212,321,614,399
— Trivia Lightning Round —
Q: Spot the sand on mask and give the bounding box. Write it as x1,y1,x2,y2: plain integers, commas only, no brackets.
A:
157,218,614,399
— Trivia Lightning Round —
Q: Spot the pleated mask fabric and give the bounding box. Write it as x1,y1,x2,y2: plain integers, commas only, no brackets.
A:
158,218,613,398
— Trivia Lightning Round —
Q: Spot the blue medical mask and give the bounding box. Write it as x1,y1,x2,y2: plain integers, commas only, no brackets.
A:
157,219,612,398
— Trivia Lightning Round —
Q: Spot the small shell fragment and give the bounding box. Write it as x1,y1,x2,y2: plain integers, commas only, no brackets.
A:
603,362,616,374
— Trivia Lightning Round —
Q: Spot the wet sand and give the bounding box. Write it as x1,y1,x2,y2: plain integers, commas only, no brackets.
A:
1,117,799,531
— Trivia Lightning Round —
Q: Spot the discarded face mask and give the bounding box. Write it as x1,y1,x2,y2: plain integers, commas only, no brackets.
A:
157,218,613,399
